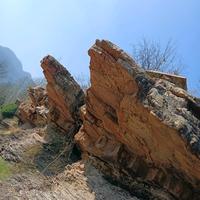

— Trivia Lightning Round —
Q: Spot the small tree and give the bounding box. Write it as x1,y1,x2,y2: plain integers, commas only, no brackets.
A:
75,73,90,91
132,39,184,75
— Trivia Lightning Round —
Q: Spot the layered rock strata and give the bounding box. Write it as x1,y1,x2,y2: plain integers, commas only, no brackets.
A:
75,40,200,200
146,70,187,90
40,55,85,133
41,56,85,159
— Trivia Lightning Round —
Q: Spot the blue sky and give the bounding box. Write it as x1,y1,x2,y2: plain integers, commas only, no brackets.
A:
0,0,199,93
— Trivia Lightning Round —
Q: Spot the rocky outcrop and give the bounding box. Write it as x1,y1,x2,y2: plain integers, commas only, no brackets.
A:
75,40,200,200
18,86,48,127
40,56,85,160
40,55,85,133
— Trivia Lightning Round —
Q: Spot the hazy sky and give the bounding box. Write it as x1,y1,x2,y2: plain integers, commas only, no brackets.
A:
0,0,199,92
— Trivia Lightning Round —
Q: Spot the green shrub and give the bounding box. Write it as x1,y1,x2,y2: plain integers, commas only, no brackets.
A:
0,103,18,118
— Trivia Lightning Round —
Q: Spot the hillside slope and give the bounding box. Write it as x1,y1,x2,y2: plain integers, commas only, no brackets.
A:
0,45,34,105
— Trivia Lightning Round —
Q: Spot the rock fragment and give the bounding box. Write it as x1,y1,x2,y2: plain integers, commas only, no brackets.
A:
18,86,48,127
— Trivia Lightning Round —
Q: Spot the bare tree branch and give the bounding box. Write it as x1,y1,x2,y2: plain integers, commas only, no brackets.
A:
132,39,184,75
75,73,90,91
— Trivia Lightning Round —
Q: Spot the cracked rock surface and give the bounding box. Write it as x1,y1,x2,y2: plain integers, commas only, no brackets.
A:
75,40,200,200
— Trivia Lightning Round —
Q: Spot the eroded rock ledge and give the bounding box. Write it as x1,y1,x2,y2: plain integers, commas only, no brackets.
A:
75,40,200,200
18,86,48,127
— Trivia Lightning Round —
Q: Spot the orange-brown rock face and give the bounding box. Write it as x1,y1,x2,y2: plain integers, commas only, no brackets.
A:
18,86,48,126
75,40,200,200
40,55,85,134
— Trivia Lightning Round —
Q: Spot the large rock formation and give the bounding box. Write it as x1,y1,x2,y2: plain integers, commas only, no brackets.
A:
18,86,48,127
40,56,85,160
75,40,200,200
40,55,85,133
0,45,34,105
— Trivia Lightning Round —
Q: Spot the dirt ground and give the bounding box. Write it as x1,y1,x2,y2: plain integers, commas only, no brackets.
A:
0,121,138,200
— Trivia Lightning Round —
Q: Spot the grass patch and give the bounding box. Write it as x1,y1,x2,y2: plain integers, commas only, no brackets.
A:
0,103,18,119
0,157,11,180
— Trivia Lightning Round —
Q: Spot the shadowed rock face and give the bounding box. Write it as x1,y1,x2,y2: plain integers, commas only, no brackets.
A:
75,40,200,200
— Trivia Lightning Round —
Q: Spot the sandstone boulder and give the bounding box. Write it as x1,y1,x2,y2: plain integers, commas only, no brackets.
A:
75,40,200,200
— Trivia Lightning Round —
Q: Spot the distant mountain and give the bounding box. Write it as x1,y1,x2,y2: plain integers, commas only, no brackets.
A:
0,45,34,105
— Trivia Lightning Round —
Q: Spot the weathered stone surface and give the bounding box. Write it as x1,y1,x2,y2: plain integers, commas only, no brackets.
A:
146,70,187,90
40,55,85,134
18,86,48,127
40,56,85,161
75,40,200,200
